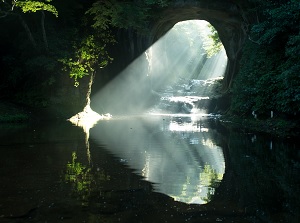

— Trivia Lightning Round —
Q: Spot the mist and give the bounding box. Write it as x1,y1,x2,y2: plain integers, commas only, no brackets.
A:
91,20,227,116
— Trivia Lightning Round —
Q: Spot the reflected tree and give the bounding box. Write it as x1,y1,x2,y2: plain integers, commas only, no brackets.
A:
200,164,223,203
65,152,92,201
64,151,110,203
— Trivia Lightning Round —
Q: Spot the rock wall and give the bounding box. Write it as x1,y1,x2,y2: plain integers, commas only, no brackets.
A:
149,0,249,90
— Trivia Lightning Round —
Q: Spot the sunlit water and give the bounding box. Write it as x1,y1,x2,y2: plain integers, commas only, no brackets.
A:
90,114,225,205
0,118,299,222
1,19,299,222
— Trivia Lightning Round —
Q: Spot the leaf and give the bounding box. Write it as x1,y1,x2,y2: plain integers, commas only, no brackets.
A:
15,0,58,17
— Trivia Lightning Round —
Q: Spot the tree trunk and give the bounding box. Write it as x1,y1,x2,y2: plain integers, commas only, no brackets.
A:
17,14,37,49
41,10,48,52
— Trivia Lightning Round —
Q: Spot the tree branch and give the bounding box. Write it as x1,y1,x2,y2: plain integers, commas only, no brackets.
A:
41,10,49,52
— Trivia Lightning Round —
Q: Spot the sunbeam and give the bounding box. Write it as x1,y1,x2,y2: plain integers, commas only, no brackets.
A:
89,20,228,204
91,20,228,116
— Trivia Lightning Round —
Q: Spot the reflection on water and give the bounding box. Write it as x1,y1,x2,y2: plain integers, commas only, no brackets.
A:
64,151,112,206
90,115,225,204
0,119,299,222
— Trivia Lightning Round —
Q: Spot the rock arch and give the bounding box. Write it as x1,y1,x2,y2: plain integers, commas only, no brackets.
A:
147,1,249,90
88,0,250,116
92,1,249,94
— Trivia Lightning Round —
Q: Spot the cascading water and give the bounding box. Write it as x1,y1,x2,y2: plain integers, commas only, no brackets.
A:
148,77,223,115
88,20,228,205
143,20,227,116
91,20,227,116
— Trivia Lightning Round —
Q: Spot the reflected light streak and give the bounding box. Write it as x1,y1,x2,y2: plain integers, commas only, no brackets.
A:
90,115,225,204
68,105,111,163
88,20,228,205
169,121,209,132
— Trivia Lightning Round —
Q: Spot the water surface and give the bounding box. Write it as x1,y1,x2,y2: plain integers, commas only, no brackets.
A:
0,117,299,223
90,115,225,204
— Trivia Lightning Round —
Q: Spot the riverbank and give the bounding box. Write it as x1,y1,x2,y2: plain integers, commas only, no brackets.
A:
220,114,299,138
0,101,79,124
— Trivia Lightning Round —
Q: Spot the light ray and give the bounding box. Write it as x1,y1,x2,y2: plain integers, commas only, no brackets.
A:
91,20,227,116
88,20,228,204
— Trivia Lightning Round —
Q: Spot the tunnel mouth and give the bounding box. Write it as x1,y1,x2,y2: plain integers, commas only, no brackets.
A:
148,19,227,88
69,20,228,205
144,19,228,115
89,19,228,116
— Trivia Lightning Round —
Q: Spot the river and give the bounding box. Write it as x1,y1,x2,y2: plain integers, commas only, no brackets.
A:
0,114,299,223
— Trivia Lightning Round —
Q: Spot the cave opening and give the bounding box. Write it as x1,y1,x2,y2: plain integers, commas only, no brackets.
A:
69,20,229,205
90,20,227,116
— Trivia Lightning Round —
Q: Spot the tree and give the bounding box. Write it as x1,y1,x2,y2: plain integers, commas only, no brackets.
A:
62,0,170,86
86,0,169,31
231,0,300,117
0,0,58,50
60,34,115,87
205,24,223,58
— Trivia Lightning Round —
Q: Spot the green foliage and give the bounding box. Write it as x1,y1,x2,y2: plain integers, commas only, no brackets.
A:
65,152,92,197
0,0,63,106
200,164,222,203
15,0,58,17
171,20,222,60
231,0,300,117
64,151,111,201
204,24,223,58
60,34,114,87
0,0,58,17
251,1,299,45
1,0,171,104
86,0,121,30
87,0,169,32
61,0,170,87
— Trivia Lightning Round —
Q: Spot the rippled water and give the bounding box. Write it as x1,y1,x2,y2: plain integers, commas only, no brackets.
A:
0,117,299,223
